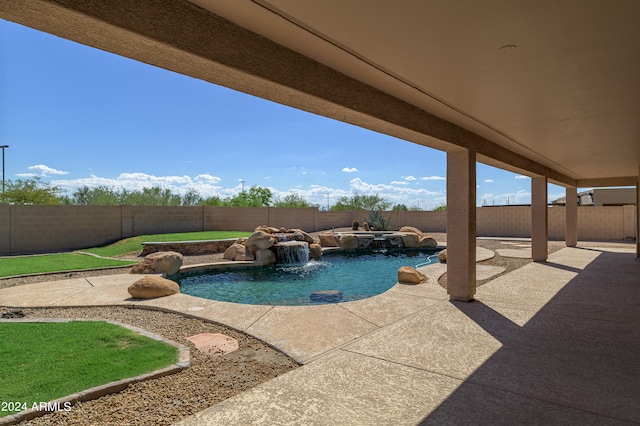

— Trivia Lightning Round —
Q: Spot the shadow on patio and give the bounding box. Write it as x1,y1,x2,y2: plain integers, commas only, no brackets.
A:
421,248,640,424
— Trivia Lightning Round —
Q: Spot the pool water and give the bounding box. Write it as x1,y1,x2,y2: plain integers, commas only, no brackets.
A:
173,250,439,306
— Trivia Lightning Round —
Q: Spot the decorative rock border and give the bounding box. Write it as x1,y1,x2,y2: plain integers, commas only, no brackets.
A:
0,318,190,426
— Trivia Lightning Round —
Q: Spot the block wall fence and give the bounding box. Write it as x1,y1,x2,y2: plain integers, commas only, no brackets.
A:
0,204,636,255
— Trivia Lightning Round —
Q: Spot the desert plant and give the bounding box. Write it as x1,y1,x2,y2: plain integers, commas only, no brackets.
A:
366,209,391,231
352,220,360,230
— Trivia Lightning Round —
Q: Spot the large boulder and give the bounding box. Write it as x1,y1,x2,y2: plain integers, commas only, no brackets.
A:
223,243,255,261
128,276,180,299
399,226,424,237
309,243,323,260
401,233,420,248
339,234,359,250
130,251,183,275
397,266,428,285
319,232,340,247
245,230,275,250
289,229,316,244
419,236,438,248
255,248,276,265
438,248,447,263
254,225,280,234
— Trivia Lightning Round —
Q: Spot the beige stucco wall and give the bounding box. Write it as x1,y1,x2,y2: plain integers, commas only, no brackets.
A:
477,206,531,238
3,204,122,254
0,204,635,255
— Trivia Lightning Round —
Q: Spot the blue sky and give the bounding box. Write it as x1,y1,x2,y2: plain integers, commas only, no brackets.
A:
1,19,566,209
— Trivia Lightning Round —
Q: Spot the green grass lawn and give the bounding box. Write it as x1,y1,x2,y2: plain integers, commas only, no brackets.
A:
0,231,250,278
82,231,251,257
0,253,137,278
0,321,178,417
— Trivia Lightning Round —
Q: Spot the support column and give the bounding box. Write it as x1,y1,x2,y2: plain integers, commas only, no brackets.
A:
531,176,548,262
565,186,578,247
636,165,639,260
446,149,476,301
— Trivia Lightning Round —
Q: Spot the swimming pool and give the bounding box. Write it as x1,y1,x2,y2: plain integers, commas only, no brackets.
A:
172,249,439,306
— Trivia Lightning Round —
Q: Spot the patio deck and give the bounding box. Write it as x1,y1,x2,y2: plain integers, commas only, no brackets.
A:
1,245,638,424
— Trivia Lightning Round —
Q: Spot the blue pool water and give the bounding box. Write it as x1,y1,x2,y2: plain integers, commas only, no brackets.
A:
173,250,439,306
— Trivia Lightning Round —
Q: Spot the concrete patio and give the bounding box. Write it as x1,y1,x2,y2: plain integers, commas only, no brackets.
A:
1,244,639,424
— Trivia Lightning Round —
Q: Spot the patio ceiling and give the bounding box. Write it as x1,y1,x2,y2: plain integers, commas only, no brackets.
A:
2,0,639,187
192,0,640,186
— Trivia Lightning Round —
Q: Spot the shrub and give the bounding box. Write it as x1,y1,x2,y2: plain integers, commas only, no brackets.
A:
352,220,360,230
366,209,391,231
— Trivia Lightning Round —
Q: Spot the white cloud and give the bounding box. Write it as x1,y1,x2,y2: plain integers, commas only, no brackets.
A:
50,172,448,210
275,177,445,209
28,164,69,176
118,172,192,185
484,179,494,183
548,191,565,203
404,176,417,181
478,189,532,206
515,175,530,179
52,172,226,198
194,174,222,183
420,176,446,181
342,167,358,173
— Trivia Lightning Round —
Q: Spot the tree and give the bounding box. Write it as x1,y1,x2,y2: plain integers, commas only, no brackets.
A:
3,177,63,205
226,186,273,207
181,188,203,206
330,193,390,211
392,203,408,211
273,193,314,208
433,204,447,211
65,185,121,205
122,187,181,206
202,195,224,206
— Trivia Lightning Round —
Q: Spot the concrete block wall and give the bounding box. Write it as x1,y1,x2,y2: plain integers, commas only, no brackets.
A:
0,204,11,255
207,206,269,231
623,205,636,239
578,206,625,241
131,206,205,235
3,204,122,254
316,210,356,231
477,206,530,238
548,207,566,240
267,207,316,231
0,204,636,255
404,211,447,232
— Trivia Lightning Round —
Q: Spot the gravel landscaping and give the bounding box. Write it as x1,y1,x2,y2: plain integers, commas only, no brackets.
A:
4,306,299,426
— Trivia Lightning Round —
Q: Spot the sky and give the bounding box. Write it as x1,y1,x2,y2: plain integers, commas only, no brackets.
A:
1,19,566,209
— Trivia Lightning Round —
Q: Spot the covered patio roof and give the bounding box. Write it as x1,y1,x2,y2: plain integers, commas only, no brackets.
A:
2,0,639,187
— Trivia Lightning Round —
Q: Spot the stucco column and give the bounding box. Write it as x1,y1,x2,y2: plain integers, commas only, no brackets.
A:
446,149,476,301
531,176,548,262
565,186,578,247
636,165,639,260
